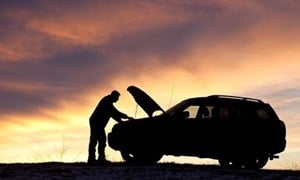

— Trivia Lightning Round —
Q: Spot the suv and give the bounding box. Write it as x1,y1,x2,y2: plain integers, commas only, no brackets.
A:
108,86,286,169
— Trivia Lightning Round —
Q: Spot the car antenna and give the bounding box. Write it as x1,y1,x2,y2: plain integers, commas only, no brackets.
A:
168,84,175,108
134,103,138,118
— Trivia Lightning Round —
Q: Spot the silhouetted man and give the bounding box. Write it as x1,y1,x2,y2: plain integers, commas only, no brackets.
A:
88,90,130,165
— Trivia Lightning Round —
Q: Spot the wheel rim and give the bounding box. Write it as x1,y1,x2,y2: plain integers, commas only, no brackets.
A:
121,151,136,163
244,156,268,169
219,159,242,168
121,150,162,164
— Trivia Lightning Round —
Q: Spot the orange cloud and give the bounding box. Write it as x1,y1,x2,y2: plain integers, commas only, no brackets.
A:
27,1,195,44
0,1,197,62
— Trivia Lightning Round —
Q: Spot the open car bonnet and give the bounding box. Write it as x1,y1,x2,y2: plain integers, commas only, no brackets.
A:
127,86,165,117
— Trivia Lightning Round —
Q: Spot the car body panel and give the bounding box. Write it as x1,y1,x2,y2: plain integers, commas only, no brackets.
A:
127,86,165,117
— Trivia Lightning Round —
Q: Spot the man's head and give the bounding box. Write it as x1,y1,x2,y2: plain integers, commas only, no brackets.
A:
110,90,120,102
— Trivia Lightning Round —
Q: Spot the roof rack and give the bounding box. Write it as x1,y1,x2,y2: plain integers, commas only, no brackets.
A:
208,95,264,103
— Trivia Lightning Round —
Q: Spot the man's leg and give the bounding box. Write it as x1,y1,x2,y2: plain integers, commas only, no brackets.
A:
88,125,98,163
97,128,107,162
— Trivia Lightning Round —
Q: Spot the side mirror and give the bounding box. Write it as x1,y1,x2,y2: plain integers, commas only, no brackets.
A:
182,111,190,119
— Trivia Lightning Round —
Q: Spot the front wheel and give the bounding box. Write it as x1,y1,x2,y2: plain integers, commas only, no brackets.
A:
121,151,136,163
121,150,162,164
218,159,242,168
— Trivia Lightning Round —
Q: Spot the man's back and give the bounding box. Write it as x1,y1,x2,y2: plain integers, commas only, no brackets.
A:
90,95,113,127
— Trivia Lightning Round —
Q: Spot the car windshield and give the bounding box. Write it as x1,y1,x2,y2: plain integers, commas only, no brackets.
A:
165,100,189,115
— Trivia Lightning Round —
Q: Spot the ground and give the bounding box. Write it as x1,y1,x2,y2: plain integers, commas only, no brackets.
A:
0,162,299,179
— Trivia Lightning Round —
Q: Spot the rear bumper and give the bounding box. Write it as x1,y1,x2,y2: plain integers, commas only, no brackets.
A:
269,120,286,154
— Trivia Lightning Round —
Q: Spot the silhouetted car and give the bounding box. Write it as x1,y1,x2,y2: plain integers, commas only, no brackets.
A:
108,86,286,169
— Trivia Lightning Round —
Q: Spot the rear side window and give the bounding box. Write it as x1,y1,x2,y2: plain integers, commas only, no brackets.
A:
256,109,270,120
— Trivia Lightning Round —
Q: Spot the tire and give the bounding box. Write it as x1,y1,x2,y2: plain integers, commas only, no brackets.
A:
218,159,230,168
218,159,242,169
121,150,162,164
121,151,136,163
243,155,268,169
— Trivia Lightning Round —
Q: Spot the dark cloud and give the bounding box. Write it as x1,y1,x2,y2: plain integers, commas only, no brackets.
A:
268,87,300,113
101,6,259,66
0,48,114,115
0,0,97,12
269,88,300,99
0,89,52,115
243,82,300,122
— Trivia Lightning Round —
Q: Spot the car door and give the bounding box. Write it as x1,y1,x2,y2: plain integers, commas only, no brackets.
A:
174,104,215,154
185,104,237,155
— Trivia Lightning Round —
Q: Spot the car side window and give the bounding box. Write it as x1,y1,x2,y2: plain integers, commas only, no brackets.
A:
256,109,269,120
184,105,213,120
211,106,231,120
183,105,199,119
199,106,212,119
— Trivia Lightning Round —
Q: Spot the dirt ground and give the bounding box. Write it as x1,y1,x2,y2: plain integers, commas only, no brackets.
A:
0,162,299,179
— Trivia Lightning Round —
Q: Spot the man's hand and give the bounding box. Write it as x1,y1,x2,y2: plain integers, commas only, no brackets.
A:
124,115,134,121
121,115,134,121
127,116,134,121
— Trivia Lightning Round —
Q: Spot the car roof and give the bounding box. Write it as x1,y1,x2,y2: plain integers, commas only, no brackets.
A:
184,95,265,106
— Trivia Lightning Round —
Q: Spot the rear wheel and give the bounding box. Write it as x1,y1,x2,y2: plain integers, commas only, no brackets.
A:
219,155,268,169
243,155,268,169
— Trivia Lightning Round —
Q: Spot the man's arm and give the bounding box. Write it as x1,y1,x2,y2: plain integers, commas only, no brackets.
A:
111,105,128,123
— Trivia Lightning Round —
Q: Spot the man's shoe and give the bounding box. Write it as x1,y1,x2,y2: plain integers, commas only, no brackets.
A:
87,159,97,166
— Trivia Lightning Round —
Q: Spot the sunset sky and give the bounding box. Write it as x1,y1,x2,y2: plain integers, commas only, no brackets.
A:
1,0,300,169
